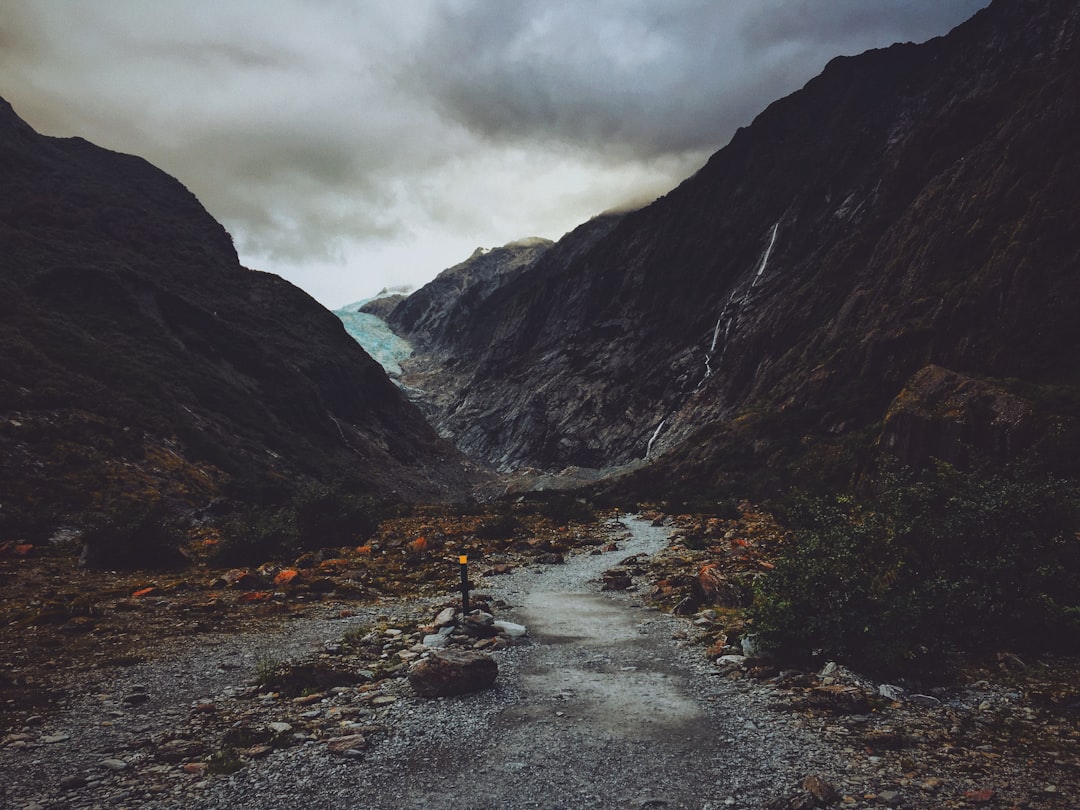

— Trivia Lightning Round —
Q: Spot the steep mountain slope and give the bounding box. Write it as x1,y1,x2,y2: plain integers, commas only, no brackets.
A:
0,97,476,542
387,237,554,350
396,0,1080,489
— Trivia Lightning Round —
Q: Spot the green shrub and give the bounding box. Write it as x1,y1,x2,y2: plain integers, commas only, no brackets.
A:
80,500,188,570
474,512,524,540
752,462,1080,679
521,492,598,524
213,483,386,565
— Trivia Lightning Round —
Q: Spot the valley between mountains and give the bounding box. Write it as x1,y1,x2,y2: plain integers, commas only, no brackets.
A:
3,0,1080,807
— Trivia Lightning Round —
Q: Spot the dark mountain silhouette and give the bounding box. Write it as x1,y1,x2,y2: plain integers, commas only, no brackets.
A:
391,0,1080,494
0,97,477,544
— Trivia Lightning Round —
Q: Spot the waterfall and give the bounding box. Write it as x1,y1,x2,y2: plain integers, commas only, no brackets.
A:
752,222,780,287
645,418,667,459
641,221,780,461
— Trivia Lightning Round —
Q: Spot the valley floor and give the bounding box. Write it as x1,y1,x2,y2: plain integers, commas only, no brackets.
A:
1,516,1077,809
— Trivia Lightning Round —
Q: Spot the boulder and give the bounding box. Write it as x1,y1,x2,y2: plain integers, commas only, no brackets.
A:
697,563,747,607
601,569,633,591
492,620,527,638
408,650,498,697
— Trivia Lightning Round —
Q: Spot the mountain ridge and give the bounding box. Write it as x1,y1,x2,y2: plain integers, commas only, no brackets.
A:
0,98,478,547
388,0,1080,493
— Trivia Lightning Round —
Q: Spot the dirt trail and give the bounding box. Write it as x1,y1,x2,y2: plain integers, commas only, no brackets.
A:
194,518,835,809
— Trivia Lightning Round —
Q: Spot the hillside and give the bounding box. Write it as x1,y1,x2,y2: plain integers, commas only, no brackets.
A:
0,97,477,551
391,0,1080,495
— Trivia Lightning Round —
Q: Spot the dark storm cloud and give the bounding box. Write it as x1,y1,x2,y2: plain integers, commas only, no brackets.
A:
0,0,990,305
412,0,990,158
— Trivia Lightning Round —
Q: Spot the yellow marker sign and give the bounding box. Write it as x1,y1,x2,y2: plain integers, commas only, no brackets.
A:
459,555,468,565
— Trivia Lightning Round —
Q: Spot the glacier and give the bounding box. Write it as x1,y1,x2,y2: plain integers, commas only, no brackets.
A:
334,300,413,378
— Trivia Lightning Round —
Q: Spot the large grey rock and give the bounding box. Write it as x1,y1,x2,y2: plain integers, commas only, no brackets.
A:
408,650,498,698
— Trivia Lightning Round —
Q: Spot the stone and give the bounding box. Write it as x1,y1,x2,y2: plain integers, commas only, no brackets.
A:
878,684,906,702
433,607,457,627
601,569,633,591
326,734,367,755
802,775,839,805
408,649,498,698
462,611,498,638
41,733,71,744
59,775,87,790
492,620,527,638
697,563,746,607
423,625,455,648
100,758,129,771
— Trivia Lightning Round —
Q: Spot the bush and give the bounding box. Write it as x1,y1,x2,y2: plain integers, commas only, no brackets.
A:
212,483,386,565
80,500,188,570
752,462,1080,679
521,492,598,524
474,512,524,540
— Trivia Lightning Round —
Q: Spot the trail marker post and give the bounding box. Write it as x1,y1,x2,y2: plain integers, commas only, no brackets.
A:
458,551,470,614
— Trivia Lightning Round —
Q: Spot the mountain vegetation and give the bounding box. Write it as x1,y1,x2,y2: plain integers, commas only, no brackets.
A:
0,97,477,564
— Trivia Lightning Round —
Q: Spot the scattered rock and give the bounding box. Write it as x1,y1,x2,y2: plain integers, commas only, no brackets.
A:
601,569,633,591
806,686,871,714
326,734,367,756
802,774,839,805
963,788,995,804
433,607,458,627
59,774,87,791
408,649,498,697
423,625,455,648
878,684,905,702
492,620,527,638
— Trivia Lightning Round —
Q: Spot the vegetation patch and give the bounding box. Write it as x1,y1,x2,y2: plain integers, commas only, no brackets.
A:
751,461,1080,679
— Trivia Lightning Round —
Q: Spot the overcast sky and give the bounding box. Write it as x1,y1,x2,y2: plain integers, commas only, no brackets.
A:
1,1,989,309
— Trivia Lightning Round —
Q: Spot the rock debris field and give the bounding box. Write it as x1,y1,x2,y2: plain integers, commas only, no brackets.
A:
2,517,1077,809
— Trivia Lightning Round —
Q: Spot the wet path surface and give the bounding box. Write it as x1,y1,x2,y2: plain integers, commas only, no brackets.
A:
188,518,834,809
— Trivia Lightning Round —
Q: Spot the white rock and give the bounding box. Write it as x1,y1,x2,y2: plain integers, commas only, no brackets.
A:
100,758,128,771
740,635,761,656
433,607,457,627
268,722,292,734
717,655,748,666
423,625,454,648
492,620,528,638
878,684,906,702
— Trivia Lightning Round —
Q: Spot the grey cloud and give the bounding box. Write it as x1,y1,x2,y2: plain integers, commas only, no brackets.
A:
410,0,990,159
0,0,992,305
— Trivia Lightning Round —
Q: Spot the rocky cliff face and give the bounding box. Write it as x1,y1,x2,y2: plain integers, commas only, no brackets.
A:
387,237,553,350
395,0,1080,489
0,97,476,540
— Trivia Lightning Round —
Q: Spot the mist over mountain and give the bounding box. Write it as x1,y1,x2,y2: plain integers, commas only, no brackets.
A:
388,0,1080,496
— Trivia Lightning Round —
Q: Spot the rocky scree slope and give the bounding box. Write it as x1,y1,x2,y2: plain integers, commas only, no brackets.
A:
0,97,476,546
393,0,1080,489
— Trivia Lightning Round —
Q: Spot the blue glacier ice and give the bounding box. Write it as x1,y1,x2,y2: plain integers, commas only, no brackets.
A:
334,299,413,378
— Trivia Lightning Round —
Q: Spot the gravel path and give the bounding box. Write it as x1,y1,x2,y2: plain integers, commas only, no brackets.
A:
4,518,849,809
189,518,843,809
